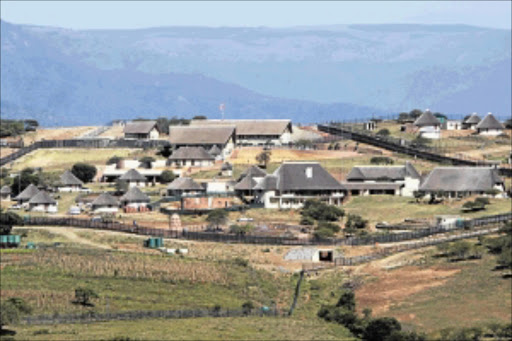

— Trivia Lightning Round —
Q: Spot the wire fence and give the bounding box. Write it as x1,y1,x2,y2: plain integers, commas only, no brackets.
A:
21,213,512,247
317,124,512,177
22,307,280,325
0,139,170,166
333,225,503,266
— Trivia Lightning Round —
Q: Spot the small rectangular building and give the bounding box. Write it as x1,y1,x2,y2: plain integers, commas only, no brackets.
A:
124,121,160,140
168,147,215,167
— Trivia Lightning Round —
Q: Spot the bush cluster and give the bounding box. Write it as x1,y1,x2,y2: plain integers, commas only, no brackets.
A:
370,156,394,165
318,290,425,341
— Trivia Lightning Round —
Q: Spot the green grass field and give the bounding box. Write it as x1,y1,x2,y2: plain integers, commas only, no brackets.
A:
343,196,512,225
10,148,163,172
9,316,356,341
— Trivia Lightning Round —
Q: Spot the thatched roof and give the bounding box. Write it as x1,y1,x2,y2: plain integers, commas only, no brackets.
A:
167,177,204,191
475,114,504,130
14,184,40,201
190,119,292,136
464,113,481,124
91,193,119,207
28,191,56,205
234,175,258,191
59,170,84,186
221,162,233,171
124,121,158,134
209,145,222,156
239,165,267,181
169,147,215,160
347,162,420,181
0,185,11,194
169,126,236,145
119,169,147,182
413,112,441,127
419,167,503,192
120,187,150,203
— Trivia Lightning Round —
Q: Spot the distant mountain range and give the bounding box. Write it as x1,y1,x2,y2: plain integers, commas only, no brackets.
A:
1,21,510,126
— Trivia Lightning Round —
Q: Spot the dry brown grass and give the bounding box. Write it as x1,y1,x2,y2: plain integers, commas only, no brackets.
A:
229,147,359,165
23,127,98,144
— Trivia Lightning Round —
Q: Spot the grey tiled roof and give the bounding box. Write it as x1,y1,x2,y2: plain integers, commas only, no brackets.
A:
190,119,292,135
169,147,215,160
120,187,150,203
347,163,420,181
342,182,403,190
14,184,40,201
124,121,158,134
167,177,204,191
28,191,56,205
60,170,84,186
475,114,504,130
209,145,222,156
253,175,278,191
270,162,345,191
419,167,504,192
413,112,441,127
169,126,235,145
119,169,147,181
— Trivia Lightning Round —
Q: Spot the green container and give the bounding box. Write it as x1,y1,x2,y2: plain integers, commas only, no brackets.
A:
156,238,163,247
148,238,156,248
12,235,21,244
26,242,36,249
0,235,8,244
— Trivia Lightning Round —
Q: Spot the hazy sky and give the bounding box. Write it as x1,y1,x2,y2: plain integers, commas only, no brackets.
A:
1,1,511,30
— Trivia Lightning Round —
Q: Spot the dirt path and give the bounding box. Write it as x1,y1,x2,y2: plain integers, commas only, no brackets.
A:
26,226,112,249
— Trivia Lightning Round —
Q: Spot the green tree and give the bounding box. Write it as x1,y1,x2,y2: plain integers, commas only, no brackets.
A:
10,168,40,197
106,156,124,165
363,317,402,341
139,156,155,169
73,287,99,307
301,200,344,222
370,156,394,165
255,151,271,168
0,297,32,331
71,163,97,183
229,224,254,236
159,170,176,184
155,117,170,135
206,209,228,229
345,214,368,230
193,115,207,120
0,211,23,235
376,129,390,136
409,109,423,119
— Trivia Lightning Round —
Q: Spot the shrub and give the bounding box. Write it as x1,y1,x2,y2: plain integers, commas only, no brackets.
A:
71,163,97,183
159,170,176,184
73,287,99,307
0,298,32,330
370,156,394,165
301,200,344,222
229,224,254,236
242,301,254,315
139,156,155,169
206,209,228,228
300,215,315,226
376,129,390,136
313,227,335,240
345,214,368,230
363,317,402,341
233,257,249,267
474,197,490,206
106,156,123,165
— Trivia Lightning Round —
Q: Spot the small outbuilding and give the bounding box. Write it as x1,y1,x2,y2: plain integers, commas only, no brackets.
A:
119,169,148,187
120,187,151,208
220,162,233,177
168,147,215,167
14,184,40,205
413,111,441,139
0,185,11,201
58,170,84,192
124,120,160,140
28,191,57,213
462,113,481,130
166,177,205,197
91,193,119,213
475,113,505,136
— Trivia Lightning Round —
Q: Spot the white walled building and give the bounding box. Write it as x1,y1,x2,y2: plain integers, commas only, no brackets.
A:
413,111,441,139
475,113,505,136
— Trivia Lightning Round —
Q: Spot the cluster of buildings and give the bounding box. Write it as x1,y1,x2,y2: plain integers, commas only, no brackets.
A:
410,111,506,139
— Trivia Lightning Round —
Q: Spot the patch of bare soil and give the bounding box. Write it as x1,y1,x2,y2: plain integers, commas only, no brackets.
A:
355,261,460,315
